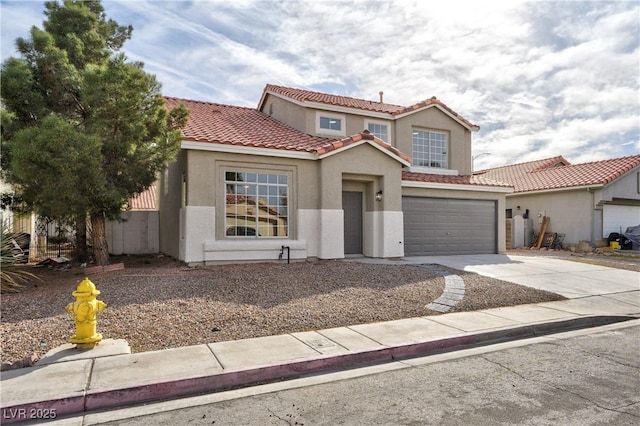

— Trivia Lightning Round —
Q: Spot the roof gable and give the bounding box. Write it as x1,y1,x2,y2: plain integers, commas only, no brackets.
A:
393,96,480,131
259,84,478,130
317,130,411,166
476,155,640,193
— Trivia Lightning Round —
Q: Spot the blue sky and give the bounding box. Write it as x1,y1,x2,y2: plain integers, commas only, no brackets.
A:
1,0,638,170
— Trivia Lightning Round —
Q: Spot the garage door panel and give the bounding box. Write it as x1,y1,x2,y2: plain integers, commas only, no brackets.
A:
603,205,640,238
403,196,496,255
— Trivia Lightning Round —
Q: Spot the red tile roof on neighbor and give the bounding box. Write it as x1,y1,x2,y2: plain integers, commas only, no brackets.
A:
128,184,157,210
263,84,479,130
165,97,411,163
476,154,640,193
402,171,512,188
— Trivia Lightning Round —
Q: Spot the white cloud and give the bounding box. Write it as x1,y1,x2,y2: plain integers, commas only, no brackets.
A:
1,0,637,169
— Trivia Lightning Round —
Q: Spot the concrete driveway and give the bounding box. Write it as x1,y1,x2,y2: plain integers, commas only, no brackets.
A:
356,254,640,299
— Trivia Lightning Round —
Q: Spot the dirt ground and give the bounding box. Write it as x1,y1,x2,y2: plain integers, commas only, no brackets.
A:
2,249,637,370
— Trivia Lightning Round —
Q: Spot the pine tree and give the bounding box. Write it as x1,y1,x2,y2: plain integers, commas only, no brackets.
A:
1,0,187,265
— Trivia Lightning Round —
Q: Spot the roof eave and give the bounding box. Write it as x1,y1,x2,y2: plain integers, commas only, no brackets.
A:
402,180,514,193
509,184,605,196
181,140,318,160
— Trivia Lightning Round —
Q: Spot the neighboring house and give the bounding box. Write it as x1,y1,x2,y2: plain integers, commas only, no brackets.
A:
477,155,640,247
106,184,160,255
1,181,160,260
160,85,512,264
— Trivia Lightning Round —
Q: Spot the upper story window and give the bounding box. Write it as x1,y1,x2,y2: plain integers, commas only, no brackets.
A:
366,121,389,143
225,171,288,238
412,130,448,169
315,112,345,136
320,117,341,131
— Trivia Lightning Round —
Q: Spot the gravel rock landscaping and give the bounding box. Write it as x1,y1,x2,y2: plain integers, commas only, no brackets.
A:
1,255,567,370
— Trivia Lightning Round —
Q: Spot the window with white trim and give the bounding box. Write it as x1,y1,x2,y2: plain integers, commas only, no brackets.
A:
225,171,288,237
315,112,345,136
319,117,341,131
366,122,389,142
412,130,448,168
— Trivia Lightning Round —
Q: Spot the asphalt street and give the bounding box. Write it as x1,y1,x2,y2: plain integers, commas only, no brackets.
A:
89,320,640,426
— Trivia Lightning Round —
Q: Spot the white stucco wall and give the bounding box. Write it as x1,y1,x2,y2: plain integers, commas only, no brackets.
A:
181,206,215,264
364,211,405,258
203,239,307,263
298,209,320,257
319,209,344,259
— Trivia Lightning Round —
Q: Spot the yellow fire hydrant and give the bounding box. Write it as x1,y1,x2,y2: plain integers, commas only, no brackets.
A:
65,277,107,349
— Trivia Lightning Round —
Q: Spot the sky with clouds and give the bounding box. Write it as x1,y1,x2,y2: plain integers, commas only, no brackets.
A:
1,0,638,170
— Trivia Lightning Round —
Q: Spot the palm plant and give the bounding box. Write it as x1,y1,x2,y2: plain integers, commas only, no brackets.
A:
1,221,37,293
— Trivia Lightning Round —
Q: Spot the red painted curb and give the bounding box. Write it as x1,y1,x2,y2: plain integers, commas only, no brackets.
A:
1,315,635,422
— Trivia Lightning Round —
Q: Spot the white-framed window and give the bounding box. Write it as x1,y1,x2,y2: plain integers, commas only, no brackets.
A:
224,170,289,238
315,111,345,136
412,130,448,169
365,120,390,143
320,117,341,130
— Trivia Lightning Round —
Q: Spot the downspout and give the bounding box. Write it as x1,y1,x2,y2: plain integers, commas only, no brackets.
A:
589,187,595,243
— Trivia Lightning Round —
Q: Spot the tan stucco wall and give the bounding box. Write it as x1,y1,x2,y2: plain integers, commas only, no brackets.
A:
319,143,404,211
601,166,640,202
260,94,307,134
159,151,187,259
506,190,594,244
302,109,382,139
180,150,321,241
184,150,319,209
395,108,472,175
261,97,473,176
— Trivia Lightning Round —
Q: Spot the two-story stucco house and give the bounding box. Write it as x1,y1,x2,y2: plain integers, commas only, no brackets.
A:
160,84,512,264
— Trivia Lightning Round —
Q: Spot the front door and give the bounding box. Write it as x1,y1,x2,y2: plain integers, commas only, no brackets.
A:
342,191,363,255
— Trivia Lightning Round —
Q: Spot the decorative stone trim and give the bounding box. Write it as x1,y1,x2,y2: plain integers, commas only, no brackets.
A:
418,264,466,313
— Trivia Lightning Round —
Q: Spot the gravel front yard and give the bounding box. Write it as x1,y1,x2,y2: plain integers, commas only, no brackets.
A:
1,256,566,369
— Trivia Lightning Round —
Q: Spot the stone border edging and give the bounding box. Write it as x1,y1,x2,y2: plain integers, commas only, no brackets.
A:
419,264,465,313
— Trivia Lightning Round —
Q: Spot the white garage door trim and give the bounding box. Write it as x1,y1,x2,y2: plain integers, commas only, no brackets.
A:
402,196,497,256
603,205,640,237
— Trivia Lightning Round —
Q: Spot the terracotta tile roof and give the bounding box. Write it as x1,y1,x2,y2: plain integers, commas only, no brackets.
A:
402,171,512,188
165,97,412,163
476,154,640,193
263,84,479,130
128,184,157,210
165,97,332,153
317,130,412,163
264,84,404,114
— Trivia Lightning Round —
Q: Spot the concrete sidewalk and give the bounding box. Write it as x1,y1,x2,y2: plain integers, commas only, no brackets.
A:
1,255,639,423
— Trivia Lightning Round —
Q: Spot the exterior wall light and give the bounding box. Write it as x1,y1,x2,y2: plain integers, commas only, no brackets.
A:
375,190,383,201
